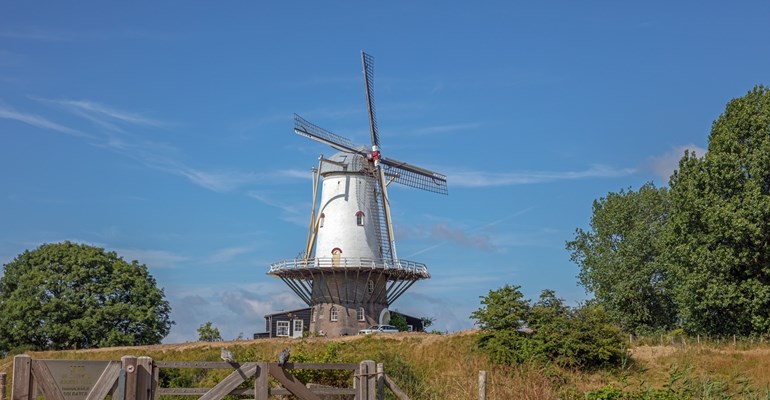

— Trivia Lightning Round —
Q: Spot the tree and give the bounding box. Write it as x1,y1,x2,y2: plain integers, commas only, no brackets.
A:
666,85,770,336
471,285,623,369
566,183,677,334
470,284,530,331
419,316,436,330
0,241,173,352
390,312,408,332
197,322,222,342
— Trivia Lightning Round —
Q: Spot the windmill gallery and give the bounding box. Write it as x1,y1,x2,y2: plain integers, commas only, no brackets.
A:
255,52,448,338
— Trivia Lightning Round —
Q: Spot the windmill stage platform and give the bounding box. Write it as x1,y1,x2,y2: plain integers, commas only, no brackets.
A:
269,257,430,305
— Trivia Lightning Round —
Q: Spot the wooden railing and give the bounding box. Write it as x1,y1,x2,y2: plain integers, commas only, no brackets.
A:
10,355,410,400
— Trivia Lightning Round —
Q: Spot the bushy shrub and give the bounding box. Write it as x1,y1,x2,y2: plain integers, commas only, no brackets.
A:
472,286,624,369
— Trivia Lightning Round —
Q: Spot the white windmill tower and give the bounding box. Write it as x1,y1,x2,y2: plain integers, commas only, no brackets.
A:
269,51,448,336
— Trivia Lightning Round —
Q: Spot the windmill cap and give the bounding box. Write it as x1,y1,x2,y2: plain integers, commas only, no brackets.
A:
319,152,370,174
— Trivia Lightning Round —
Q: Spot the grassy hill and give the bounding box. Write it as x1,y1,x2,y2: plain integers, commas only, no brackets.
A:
3,331,770,399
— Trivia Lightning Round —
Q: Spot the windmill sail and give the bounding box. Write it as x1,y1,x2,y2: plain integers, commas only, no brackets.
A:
362,51,380,148
381,157,448,195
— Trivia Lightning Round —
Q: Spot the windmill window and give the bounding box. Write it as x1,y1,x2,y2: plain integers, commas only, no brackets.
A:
330,306,339,322
356,211,365,226
357,307,365,321
311,307,317,322
319,213,325,228
367,280,374,294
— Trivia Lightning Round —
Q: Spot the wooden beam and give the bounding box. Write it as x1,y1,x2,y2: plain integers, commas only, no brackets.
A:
84,362,121,400
268,364,321,400
198,363,258,400
383,375,410,400
29,360,65,400
154,361,357,370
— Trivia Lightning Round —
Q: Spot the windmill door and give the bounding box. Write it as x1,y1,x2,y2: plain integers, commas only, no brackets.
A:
292,319,303,338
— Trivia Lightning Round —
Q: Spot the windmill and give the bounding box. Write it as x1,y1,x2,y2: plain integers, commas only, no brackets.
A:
268,51,447,336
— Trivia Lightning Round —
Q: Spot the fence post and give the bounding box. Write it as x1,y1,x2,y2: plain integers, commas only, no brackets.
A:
12,355,32,400
376,363,384,400
478,370,487,400
1,372,6,400
254,362,268,400
136,356,153,400
357,361,376,400
121,356,138,400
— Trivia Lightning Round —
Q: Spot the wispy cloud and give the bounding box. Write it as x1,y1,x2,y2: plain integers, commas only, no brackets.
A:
431,223,496,252
449,164,636,187
0,104,91,138
37,98,169,130
116,248,188,269
278,169,313,180
0,27,78,42
166,164,263,192
205,246,256,264
413,122,483,135
405,209,532,258
647,144,707,182
247,191,301,215
4,98,289,194
246,191,308,226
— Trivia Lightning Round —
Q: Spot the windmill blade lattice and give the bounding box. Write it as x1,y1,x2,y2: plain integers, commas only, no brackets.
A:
362,52,380,148
381,157,448,195
294,114,365,155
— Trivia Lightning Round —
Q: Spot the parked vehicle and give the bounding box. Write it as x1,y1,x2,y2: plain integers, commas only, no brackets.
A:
358,325,399,334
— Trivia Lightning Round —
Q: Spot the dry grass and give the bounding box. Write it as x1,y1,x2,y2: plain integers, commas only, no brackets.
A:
4,332,770,399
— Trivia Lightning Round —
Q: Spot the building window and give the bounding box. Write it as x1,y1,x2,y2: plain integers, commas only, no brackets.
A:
319,213,325,228
356,211,365,226
330,306,338,322
276,321,290,337
357,307,365,321
367,279,374,294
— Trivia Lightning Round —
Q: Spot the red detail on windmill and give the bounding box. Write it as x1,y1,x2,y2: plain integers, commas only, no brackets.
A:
371,150,381,163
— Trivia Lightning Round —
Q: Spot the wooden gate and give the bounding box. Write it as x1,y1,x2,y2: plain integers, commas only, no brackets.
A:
11,355,408,400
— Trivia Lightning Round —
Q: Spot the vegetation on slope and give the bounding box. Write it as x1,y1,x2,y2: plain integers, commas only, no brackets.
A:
3,332,770,399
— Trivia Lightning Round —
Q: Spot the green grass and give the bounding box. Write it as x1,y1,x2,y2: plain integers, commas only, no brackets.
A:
4,331,770,399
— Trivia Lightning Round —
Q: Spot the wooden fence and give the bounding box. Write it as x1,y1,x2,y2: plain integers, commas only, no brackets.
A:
10,355,410,400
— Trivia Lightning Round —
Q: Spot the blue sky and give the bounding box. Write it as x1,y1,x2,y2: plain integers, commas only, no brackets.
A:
2,2,770,342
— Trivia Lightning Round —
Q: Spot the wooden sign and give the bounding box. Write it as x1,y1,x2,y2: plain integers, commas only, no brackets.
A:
43,360,112,400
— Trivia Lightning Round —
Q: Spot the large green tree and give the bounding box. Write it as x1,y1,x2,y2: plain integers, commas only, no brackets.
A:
666,85,770,336
567,183,676,334
0,241,173,352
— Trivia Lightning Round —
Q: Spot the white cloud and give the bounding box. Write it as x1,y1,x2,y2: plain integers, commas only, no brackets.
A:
413,122,483,135
0,28,76,42
449,164,636,187
163,281,306,343
116,248,188,269
205,246,256,264
46,98,168,128
0,104,90,138
648,143,707,182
